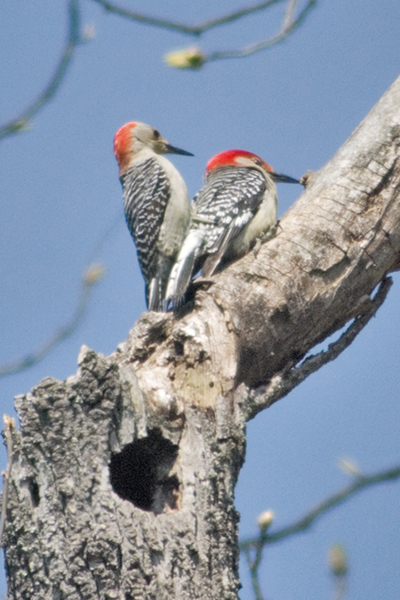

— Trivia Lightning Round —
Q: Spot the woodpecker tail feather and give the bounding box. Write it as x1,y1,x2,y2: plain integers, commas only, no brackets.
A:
147,252,176,311
166,230,203,306
147,277,162,312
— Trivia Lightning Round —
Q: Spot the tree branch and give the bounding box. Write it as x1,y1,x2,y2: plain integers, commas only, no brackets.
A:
283,0,298,30
244,544,265,600
208,0,315,61
244,275,393,419
0,0,83,141
240,462,400,552
91,0,316,65
90,0,286,35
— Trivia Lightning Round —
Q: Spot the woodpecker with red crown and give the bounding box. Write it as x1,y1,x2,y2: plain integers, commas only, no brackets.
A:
166,149,300,305
114,121,193,311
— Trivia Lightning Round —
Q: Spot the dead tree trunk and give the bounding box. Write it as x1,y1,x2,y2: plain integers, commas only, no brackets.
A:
2,76,400,600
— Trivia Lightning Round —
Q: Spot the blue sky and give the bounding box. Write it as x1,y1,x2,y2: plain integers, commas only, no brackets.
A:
1,1,400,598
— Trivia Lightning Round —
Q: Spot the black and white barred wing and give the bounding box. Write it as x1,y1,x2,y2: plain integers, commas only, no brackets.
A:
195,166,266,277
121,157,170,291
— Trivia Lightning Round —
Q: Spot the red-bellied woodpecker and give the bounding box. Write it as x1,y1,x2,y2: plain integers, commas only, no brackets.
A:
114,121,193,311
166,149,300,305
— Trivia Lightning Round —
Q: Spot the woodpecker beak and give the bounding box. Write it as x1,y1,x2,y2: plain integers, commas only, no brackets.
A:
270,172,301,185
164,143,194,156
162,139,194,156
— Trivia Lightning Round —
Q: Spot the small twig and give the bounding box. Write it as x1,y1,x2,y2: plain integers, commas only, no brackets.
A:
283,0,298,29
329,544,348,600
0,264,104,378
0,416,15,547
332,577,347,600
0,0,83,141
244,545,265,600
244,513,275,600
240,462,400,552
91,0,285,35
207,0,316,61
246,276,392,418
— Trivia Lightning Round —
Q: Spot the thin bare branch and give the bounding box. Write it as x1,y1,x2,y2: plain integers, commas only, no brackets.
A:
0,0,83,141
0,416,15,547
240,462,400,552
332,578,347,600
0,264,104,379
90,0,285,35
207,0,316,61
92,0,316,65
245,276,392,419
328,544,349,600
244,545,265,600
283,0,298,29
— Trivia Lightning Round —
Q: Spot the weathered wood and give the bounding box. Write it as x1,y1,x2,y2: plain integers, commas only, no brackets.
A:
4,351,244,599
2,76,400,599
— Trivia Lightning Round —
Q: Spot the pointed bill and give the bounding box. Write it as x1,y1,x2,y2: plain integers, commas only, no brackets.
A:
163,142,194,156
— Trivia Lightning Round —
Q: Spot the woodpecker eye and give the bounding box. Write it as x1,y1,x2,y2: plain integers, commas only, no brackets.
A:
153,129,161,139
253,158,262,166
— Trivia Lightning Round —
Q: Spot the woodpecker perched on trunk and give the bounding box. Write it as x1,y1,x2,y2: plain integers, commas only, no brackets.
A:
114,121,193,311
166,149,300,305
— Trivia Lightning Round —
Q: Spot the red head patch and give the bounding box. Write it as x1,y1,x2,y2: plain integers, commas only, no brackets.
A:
206,149,273,174
114,122,138,173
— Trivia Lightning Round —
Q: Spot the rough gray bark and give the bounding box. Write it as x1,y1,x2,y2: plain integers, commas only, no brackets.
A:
2,76,400,600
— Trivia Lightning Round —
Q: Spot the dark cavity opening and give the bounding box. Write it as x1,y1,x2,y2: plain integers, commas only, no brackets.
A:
109,428,179,513
28,478,40,507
